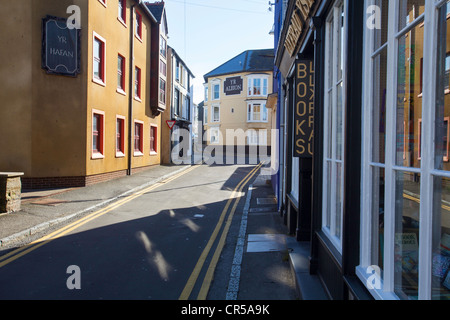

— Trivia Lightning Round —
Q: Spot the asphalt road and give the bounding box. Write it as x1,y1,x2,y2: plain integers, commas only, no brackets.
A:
0,163,259,300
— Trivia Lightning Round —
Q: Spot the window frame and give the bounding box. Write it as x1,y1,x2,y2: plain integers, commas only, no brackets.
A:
247,101,268,123
92,109,105,159
93,32,106,86
150,124,158,155
135,10,143,41
212,104,220,123
134,66,141,100
210,127,220,144
358,0,450,300
134,120,144,156
247,74,269,97
117,54,126,94
321,0,347,253
118,0,126,25
116,115,126,158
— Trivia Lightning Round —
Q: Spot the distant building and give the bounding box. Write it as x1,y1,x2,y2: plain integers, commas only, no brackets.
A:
161,46,195,164
0,0,166,189
203,49,275,154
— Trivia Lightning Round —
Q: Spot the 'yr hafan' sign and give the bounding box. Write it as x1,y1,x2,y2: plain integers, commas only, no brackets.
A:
294,59,314,158
42,16,81,77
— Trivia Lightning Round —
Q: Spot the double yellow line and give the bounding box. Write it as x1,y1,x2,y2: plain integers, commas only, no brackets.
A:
0,165,199,269
179,162,263,300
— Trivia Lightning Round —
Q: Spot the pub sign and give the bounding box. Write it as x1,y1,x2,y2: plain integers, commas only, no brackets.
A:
42,16,81,77
224,76,243,96
294,59,314,158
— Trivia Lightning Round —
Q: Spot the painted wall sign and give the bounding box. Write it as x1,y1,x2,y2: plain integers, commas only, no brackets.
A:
285,0,316,56
42,16,81,77
294,59,314,158
224,76,243,96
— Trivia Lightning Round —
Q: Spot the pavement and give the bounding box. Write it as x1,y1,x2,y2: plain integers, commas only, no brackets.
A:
0,163,327,300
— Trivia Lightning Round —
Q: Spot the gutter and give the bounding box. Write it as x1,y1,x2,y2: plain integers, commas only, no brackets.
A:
128,3,136,175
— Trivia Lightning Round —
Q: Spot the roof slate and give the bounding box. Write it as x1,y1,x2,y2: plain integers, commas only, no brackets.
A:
204,49,274,81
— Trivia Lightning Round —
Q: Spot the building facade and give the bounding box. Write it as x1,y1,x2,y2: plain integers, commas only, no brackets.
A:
203,50,275,156
0,0,165,189
273,0,450,300
161,46,195,164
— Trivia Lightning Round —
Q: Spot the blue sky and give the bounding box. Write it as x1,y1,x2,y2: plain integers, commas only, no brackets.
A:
163,0,275,104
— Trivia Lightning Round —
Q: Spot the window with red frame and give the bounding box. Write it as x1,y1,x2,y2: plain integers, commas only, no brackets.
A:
135,11,142,39
134,121,143,154
150,125,157,154
93,113,104,156
93,36,105,83
116,117,125,156
135,66,141,98
118,0,126,23
118,54,125,91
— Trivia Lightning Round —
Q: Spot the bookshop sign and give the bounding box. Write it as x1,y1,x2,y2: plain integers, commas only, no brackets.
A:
42,16,81,77
294,59,314,158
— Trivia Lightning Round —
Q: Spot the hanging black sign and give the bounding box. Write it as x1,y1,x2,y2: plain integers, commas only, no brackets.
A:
294,59,314,158
42,16,81,77
224,76,243,96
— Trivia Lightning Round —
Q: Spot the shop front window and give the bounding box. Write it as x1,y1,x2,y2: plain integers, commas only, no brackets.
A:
360,0,450,300
431,0,450,300
322,0,346,252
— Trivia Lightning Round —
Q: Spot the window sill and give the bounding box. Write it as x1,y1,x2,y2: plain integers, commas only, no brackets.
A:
92,152,105,160
134,96,142,102
135,34,143,43
116,151,125,158
134,151,144,157
98,0,107,8
93,78,106,87
118,17,127,28
150,151,158,156
117,88,126,96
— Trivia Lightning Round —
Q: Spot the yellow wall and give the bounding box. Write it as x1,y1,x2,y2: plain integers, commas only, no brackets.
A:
0,0,88,178
87,0,161,176
204,71,274,147
0,0,162,182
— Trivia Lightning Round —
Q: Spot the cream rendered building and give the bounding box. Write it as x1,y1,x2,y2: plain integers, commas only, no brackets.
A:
203,49,274,152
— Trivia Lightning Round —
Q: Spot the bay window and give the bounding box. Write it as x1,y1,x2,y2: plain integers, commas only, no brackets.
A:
359,0,450,300
248,75,269,97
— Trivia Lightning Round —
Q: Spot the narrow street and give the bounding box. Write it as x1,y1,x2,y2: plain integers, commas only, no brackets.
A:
0,164,262,300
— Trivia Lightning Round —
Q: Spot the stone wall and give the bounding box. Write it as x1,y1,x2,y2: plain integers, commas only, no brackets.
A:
0,173,24,213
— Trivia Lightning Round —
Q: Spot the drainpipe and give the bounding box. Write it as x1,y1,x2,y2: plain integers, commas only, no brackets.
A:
127,4,136,176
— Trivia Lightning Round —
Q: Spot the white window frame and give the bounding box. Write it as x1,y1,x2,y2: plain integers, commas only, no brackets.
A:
210,127,220,144
247,101,269,123
247,74,269,97
358,0,449,300
321,0,347,253
212,104,220,123
211,79,221,101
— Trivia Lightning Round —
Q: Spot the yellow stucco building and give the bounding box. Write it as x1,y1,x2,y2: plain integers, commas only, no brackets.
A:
0,0,168,189
203,49,275,151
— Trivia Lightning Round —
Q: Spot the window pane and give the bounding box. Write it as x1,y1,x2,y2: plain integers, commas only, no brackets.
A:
327,18,334,89
435,1,450,171
327,90,333,158
372,167,385,272
374,0,389,50
326,161,332,229
398,0,425,31
336,82,344,160
253,104,261,121
337,4,344,81
335,162,342,240
394,171,420,299
432,1,450,301
395,23,423,168
372,48,388,164
432,176,450,300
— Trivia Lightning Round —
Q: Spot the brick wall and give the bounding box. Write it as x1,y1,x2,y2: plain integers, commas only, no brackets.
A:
22,165,158,190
